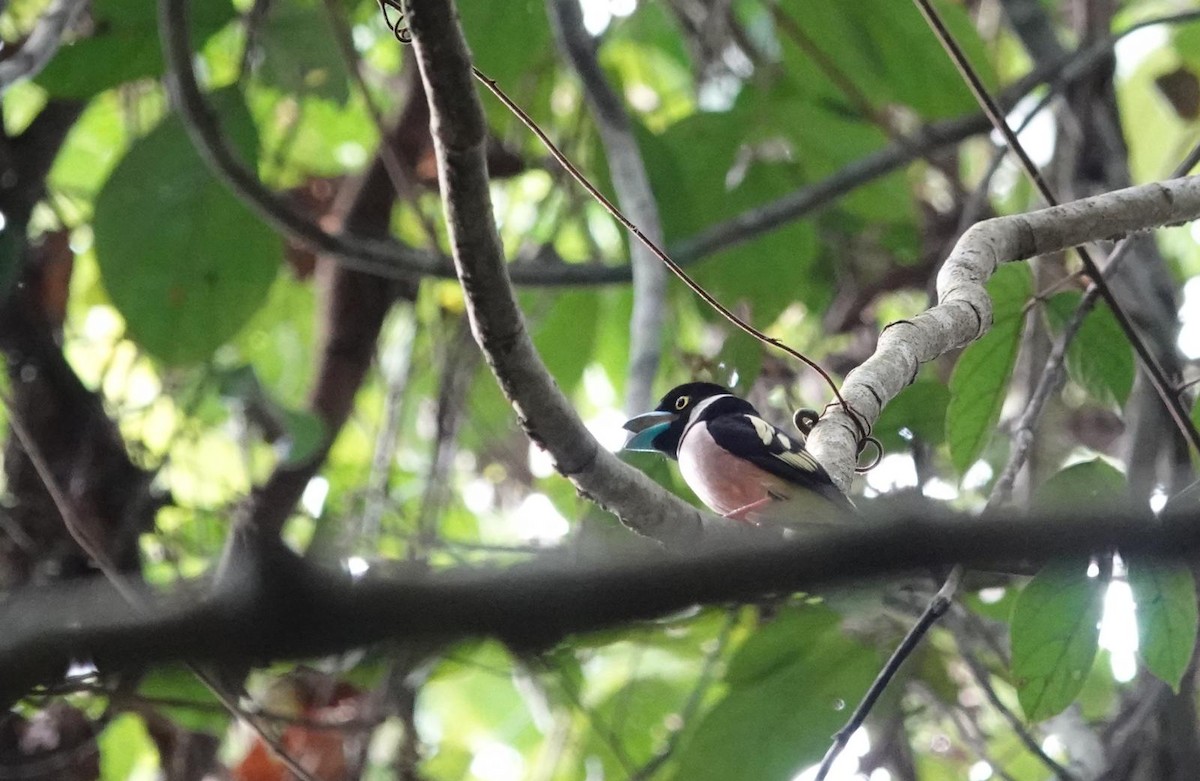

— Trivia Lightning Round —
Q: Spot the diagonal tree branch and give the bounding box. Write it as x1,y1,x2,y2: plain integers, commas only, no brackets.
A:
404,0,710,548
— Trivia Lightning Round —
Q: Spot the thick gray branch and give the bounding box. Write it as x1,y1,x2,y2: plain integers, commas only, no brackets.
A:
809,176,1200,486
1,506,1197,704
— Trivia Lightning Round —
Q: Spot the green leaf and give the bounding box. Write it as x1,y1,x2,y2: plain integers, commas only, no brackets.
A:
255,0,349,104
774,0,995,120
1032,458,1127,511
590,679,686,774
93,89,282,364
1010,560,1105,722
946,263,1032,473
528,289,601,395
669,606,876,781
1044,293,1134,406
1127,559,1198,692
874,379,950,451
281,409,328,466
37,0,235,98
100,713,157,780
457,0,551,87
647,115,824,322
138,665,229,733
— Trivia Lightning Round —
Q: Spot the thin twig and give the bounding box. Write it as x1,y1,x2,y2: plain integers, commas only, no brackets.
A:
955,633,1076,780
549,0,667,413
629,610,739,781
814,569,962,780
911,0,1200,457
989,140,1200,506
0,0,89,89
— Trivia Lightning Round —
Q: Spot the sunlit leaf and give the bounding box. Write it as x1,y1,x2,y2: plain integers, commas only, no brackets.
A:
38,0,235,97
1044,292,1134,406
1127,558,1198,692
93,89,282,364
100,713,157,781
1010,560,1105,722
946,263,1031,473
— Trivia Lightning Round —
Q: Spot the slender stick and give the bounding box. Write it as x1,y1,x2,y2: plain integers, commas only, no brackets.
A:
813,569,962,780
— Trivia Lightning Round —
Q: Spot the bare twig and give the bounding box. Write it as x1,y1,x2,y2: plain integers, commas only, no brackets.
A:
629,610,738,781
955,632,1075,779
989,142,1200,507
815,570,962,780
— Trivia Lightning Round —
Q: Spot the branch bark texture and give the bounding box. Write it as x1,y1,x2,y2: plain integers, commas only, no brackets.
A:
808,176,1200,487
1,506,1196,704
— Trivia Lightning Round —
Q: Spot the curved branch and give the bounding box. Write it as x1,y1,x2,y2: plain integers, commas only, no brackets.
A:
808,175,1200,486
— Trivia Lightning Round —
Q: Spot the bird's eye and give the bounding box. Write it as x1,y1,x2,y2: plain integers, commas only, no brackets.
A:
674,395,690,410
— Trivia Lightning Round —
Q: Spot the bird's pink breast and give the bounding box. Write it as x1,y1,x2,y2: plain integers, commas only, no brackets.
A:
677,422,785,516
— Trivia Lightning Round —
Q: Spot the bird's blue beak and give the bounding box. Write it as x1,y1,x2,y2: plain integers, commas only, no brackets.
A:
622,411,677,452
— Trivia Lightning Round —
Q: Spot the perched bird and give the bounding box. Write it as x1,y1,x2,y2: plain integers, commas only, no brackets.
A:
623,382,854,524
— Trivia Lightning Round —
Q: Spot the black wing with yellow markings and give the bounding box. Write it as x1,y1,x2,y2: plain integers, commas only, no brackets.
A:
702,413,853,510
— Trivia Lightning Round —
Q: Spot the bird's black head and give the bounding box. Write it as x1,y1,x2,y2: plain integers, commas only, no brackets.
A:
623,382,735,459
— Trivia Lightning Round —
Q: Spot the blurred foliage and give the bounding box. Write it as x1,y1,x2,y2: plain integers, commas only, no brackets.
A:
4,0,1200,778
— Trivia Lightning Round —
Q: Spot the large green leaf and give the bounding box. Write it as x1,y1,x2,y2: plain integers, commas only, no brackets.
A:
774,0,995,120
1044,292,1134,407
93,89,282,364
99,713,157,781
457,0,551,87
528,289,601,395
255,0,349,104
589,678,687,775
669,606,876,781
647,115,823,325
946,263,1031,473
1010,560,1106,722
1127,559,1198,693
37,0,235,97
1031,458,1127,511
874,378,950,452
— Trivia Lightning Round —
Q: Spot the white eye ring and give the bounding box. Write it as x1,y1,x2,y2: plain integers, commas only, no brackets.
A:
675,395,690,410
